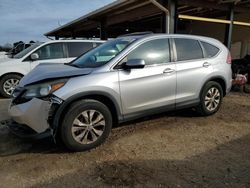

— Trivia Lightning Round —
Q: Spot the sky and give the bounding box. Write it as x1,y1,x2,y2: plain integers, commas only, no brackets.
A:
0,0,115,46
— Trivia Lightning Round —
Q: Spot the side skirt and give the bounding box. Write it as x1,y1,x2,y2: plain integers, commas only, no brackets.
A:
120,99,200,124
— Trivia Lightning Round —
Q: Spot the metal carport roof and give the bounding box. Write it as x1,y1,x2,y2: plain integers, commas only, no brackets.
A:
44,0,250,41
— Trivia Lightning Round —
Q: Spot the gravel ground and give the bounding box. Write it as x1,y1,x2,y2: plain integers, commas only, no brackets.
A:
0,93,250,188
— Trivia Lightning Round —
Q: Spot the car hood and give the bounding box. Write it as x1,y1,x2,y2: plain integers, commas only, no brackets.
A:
19,63,93,87
0,57,17,64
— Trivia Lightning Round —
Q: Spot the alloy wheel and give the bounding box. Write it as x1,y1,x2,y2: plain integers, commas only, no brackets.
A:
204,87,221,111
71,110,106,144
3,78,19,96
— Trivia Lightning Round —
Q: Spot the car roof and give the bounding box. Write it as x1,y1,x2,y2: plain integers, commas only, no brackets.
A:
119,33,223,47
43,39,105,44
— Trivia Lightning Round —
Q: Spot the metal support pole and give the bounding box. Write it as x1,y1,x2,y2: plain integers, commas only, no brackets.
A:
168,0,178,33
100,20,107,40
161,0,168,33
72,32,76,39
161,12,167,33
149,0,170,34
224,4,234,49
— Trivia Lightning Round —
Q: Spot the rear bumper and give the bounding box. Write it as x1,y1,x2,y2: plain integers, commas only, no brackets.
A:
8,97,60,134
226,80,232,94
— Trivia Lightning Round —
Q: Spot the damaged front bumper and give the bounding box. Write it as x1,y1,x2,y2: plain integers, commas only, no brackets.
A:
8,95,63,139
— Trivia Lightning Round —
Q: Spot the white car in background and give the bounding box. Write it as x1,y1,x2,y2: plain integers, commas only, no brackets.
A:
0,40,104,97
0,51,8,59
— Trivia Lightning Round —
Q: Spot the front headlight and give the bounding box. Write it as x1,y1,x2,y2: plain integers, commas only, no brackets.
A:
23,81,66,98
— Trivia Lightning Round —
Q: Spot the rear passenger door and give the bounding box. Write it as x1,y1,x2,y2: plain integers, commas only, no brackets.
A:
174,38,214,106
66,42,94,62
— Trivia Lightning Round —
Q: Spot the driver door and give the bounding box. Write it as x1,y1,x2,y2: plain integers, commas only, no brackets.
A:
118,38,176,115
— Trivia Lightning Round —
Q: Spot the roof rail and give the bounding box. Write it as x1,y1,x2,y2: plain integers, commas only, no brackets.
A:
118,31,154,37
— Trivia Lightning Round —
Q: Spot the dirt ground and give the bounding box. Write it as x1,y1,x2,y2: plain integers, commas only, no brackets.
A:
0,93,250,188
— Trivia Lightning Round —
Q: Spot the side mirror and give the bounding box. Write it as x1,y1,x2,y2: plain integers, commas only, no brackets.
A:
124,59,145,69
30,53,39,61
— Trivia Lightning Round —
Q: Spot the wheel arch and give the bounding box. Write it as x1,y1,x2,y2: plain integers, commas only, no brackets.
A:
0,72,24,80
200,76,227,97
52,91,123,133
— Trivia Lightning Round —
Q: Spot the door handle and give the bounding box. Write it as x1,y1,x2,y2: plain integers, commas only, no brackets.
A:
203,62,211,68
163,68,175,74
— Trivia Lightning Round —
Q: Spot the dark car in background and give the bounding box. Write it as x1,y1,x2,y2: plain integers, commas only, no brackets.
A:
232,55,250,83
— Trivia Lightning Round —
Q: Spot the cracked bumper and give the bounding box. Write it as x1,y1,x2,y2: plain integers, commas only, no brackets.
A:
8,98,52,133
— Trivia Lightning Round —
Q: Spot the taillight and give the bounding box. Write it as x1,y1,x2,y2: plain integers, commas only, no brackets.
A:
226,52,232,64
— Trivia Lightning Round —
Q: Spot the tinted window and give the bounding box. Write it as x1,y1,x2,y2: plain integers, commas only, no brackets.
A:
175,38,203,61
201,41,219,58
67,42,93,57
35,43,64,60
127,38,170,65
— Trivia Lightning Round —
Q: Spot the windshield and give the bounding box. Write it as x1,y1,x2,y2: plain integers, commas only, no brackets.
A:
71,38,136,68
13,43,42,59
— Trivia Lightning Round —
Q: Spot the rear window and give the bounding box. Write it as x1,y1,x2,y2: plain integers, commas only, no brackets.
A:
175,38,203,61
67,42,93,57
201,41,220,58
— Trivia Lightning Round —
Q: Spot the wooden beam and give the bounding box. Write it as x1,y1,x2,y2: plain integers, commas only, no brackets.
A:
178,14,231,24
178,14,250,27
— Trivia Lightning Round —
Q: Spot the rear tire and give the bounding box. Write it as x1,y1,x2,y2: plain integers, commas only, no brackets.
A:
196,81,223,116
0,74,22,98
60,99,112,152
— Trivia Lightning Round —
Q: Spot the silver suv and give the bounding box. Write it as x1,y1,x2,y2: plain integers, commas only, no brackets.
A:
9,34,232,151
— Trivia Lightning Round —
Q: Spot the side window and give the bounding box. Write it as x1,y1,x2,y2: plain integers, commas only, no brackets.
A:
67,42,93,57
174,38,203,61
127,38,170,65
201,41,219,58
35,43,64,60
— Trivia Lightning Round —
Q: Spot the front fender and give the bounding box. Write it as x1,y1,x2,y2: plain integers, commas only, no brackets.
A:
51,90,123,132
0,63,30,78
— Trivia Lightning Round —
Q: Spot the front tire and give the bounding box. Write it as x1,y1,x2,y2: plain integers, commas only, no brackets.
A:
60,99,112,152
0,74,22,98
196,81,223,116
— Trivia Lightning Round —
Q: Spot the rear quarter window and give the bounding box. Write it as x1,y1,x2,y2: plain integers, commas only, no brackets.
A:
201,41,220,58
